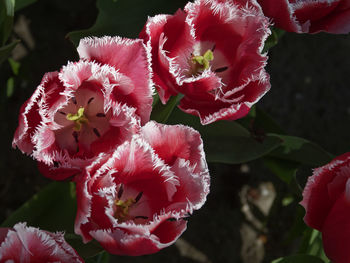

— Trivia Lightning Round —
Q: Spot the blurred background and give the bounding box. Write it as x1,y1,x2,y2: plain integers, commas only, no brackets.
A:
1,0,350,262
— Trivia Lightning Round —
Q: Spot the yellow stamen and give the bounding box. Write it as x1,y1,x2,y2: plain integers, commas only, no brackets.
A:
66,107,88,131
115,198,136,220
192,49,214,71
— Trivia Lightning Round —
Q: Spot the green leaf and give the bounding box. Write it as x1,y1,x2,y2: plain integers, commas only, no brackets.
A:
268,134,334,167
264,157,303,199
167,108,250,137
167,108,283,164
299,229,330,263
263,28,285,53
15,0,37,11
254,107,285,134
284,205,307,244
150,94,182,123
1,182,76,232
67,0,188,46
85,251,110,263
6,76,14,97
8,57,20,74
0,0,15,45
1,182,104,258
263,157,298,184
205,135,282,164
271,254,324,263
0,40,19,64
152,92,160,107
237,106,285,134
65,234,104,259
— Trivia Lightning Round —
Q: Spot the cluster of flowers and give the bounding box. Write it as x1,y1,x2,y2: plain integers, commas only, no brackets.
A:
6,0,350,261
10,34,211,257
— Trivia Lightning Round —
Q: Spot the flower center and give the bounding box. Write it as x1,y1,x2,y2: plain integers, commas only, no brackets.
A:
66,107,88,131
115,198,136,220
114,184,147,223
191,49,214,73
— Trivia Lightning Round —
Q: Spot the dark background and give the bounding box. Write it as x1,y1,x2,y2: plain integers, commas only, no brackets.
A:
1,0,349,262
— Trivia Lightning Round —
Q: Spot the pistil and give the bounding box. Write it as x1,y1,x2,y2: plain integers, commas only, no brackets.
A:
66,107,88,131
191,49,214,73
115,198,136,221
114,189,146,222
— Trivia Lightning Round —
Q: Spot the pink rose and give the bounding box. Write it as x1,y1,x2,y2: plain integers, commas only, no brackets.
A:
257,0,350,34
140,0,270,124
301,153,350,263
0,222,83,263
12,36,152,180
74,121,210,255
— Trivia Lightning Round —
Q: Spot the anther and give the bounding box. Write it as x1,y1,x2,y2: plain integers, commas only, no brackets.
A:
72,131,79,143
135,191,143,203
71,97,77,105
96,113,106,117
214,66,228,73
211,44,216,52
134,216,148,220
93,128,101,138
53,161,59,168
167,218,177,222
118,184,124,199
58,111,66,115
87,97,94,104
192,49,214,71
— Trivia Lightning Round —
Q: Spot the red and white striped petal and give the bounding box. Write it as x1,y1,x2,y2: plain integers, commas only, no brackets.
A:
0,223,83,263
258,0,350,34
13,59,141,181
75,124,210,255
301,152,350,263
77,36,153,124
140,0,271,124
141,121,208,173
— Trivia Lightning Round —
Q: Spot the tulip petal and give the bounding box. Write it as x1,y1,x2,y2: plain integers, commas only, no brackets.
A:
77,36,153,124
301,153,350,230
322,193,350,263
75,125,209,255
0,223,83,262
141,0,271,124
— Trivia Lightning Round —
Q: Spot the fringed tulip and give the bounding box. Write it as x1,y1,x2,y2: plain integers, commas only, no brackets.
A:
140,0,271,124
258,0,350,34
0,223,83,263
13,37,152,180
301,153,350,263
74,122,210,255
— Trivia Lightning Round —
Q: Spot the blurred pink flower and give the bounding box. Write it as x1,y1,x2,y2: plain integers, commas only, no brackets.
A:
301,152,350,263
12,36,152,180
140,0,270,124
0,222,83,263
74,121,210,255
258,0,350,34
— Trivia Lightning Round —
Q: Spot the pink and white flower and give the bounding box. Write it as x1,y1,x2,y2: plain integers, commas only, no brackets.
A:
12,36,152,180
140,0,271,124
301,153,350,263
74,121,210,255
77,36,153,124
257,0,350,34
0,222,84,263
